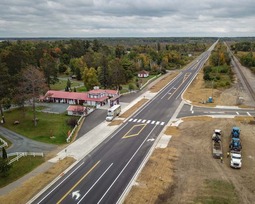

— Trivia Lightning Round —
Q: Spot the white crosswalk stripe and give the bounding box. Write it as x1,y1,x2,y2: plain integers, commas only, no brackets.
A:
129,118,165,126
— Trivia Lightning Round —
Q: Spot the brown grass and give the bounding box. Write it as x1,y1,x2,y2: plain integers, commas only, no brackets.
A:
182,116,213,121
149,72,179,93
124,147,178,204
164,126,180,136
120,99,148,118
234,116,254,123
0,157,75,204
108,120,124,126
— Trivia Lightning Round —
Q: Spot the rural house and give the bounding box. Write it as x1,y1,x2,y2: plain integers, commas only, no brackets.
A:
138,70,149,78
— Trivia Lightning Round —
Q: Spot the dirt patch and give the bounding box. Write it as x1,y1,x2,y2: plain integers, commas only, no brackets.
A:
120,98,149,118
164,126,180,136
183,65,255,108
0,157,75,204
124,118,255,204
182,115,213,121
108,120,123,126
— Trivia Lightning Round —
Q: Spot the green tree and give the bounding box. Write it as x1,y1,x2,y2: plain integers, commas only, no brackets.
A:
40,52,58,88
0,61,11,123
0,147,11,177
115,45,125,58
97,55,109,88
108,59,126,89
2,147,7,159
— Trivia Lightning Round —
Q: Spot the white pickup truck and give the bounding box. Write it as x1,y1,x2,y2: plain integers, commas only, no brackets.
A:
230,152,242,169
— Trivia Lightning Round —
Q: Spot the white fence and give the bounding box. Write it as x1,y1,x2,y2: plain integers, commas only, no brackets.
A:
7,152,44,165
66,115,85,143
0,138,8,148
140,74,161,90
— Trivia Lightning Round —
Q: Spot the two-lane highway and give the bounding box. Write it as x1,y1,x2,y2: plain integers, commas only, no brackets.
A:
32,41,218,204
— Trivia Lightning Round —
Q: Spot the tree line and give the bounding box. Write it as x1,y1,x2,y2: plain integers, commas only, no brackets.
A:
230,41,255,70
0,38,208,124
203,41,232,88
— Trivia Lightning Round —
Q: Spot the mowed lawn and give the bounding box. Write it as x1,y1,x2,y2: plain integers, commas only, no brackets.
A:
3,107,72,144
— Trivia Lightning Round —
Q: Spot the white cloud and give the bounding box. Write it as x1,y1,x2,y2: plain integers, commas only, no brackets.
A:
0,0,254,37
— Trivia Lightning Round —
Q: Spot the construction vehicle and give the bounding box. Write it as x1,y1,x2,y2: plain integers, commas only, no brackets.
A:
230,151,242,169
212,129,223,158
106,104,121,121
231,127,240,138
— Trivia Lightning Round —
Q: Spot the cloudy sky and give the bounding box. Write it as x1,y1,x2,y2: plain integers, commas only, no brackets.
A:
0,0,254,37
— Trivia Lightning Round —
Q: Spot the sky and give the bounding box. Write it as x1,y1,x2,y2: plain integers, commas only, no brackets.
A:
0,0,254,38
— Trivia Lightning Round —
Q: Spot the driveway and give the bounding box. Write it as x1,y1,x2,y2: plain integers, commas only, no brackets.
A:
0,126,56,154
38,102,69,114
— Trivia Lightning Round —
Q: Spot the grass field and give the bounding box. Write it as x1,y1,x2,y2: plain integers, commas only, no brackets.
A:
3,107,72,144
194,179,239,204
50,79,82,91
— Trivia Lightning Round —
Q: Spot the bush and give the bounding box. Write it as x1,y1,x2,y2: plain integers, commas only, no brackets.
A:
66,117,78,128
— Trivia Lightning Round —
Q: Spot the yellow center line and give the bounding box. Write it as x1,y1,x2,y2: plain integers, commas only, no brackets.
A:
57,160,101,204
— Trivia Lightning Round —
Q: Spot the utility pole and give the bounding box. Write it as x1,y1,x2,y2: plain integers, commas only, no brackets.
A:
211,80,214,99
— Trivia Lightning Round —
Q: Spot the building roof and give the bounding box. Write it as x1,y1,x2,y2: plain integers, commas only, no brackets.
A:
138,70,149,74
67,105,86,112
88,89,118,95
45,90,108,102
46,90,88,100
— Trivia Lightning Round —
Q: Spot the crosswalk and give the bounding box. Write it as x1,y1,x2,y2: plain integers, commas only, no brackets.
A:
128,118,165,126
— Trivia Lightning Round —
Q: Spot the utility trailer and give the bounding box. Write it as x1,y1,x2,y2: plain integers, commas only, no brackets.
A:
212,129,223,158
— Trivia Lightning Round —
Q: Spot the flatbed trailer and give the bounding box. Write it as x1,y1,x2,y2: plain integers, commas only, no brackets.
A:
212,140,223,159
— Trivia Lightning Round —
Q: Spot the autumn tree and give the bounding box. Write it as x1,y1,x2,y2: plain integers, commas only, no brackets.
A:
69,57,85,80
21,66,48,126
83,67,99,90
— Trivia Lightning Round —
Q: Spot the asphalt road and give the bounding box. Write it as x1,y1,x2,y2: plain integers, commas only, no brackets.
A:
32,41,218,204
0,126,56,154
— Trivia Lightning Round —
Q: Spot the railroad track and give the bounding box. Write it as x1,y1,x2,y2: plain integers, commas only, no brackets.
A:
226,43,255,103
